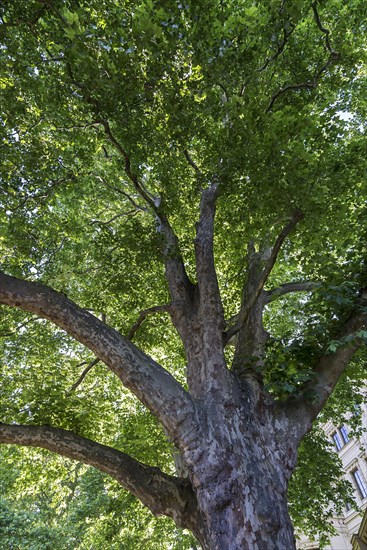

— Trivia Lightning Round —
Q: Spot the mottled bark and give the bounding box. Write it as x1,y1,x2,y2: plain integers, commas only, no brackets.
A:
231,243,270,387
185,184,232,400
179,376,298,550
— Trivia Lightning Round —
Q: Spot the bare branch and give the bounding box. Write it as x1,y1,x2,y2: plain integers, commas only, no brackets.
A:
183,149,202,174
70,358,100,391
0,423,203,536
258,24,296,74
266,281,320,302
311,2,338,56
0,271,196,444
127,305,169,340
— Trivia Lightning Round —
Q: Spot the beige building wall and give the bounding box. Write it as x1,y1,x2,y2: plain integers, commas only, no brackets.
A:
297,412,367,550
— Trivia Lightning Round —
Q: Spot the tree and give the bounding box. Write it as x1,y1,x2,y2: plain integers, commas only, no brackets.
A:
0,0,366,548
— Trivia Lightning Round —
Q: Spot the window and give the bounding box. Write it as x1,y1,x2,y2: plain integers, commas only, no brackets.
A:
340,425,349,444
352,468,367,499
331,425,350,450
332,431,343,451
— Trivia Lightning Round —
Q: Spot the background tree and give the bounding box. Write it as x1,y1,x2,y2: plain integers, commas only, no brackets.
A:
0,0,367,548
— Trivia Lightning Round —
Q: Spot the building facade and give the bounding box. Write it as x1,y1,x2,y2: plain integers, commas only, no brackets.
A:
297,416,367,550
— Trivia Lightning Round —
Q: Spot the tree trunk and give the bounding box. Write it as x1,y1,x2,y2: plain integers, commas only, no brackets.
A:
194,453,296,550
182,385,298,550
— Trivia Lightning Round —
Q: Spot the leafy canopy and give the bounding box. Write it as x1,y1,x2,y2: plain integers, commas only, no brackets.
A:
0,0,367,546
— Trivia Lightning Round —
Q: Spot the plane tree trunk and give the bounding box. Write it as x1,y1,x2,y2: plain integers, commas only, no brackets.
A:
179,380,299,549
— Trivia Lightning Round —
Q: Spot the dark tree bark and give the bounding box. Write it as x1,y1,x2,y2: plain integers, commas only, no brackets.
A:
1,200,366,549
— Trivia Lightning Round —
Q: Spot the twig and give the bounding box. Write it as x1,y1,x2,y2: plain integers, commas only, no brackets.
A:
257,25,296,74
95,176,147,212
127,305,169,340
183,150,201,174
101,120,157,209
0,317,39,338
70,358,100,391
91,210,139,225
9,175,72,212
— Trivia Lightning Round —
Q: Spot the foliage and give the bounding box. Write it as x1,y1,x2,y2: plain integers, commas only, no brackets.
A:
0,0,367,546
0,447,195,549
290,428,355,548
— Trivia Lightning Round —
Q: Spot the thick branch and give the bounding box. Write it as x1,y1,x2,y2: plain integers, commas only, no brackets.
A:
266,281,320,302
225,281,319,344
0,423,203,536
283,294,367,437
0,271,195,444
184,183,231,399
229,214,303,385
229,244,269,382
195,183,224,326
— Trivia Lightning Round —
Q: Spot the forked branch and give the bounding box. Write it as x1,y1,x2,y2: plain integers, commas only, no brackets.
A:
266,5,340,113
100,121,195,328
64,63,195,333
227,210,304,342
